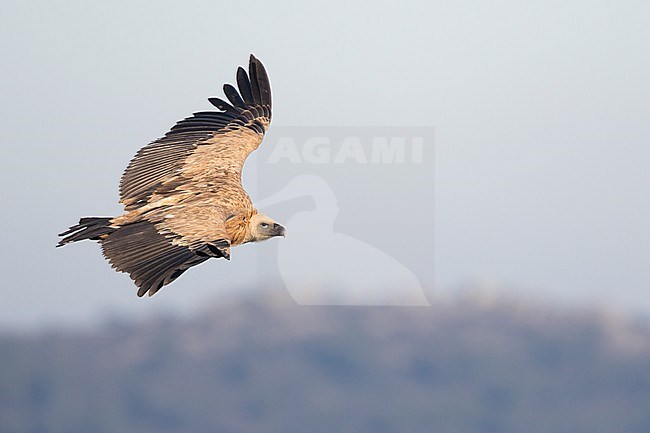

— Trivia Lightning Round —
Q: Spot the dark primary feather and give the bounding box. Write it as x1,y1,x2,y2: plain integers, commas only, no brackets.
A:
58,55,273,298
253,55,272,106
249,60,261,105
118,54,272,210
101,221,219,297
222,84,246,109
236,67,254,105
208,97,239,115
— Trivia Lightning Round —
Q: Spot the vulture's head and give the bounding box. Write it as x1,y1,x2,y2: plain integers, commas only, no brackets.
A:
248,213,286,242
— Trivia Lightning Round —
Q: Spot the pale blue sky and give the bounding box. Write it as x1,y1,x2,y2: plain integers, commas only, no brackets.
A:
1,0,648,329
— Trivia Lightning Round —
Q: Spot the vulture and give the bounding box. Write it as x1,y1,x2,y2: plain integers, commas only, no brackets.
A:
58,55,285,297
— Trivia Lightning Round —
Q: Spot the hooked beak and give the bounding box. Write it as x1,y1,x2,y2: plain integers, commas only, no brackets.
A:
273,223,286,237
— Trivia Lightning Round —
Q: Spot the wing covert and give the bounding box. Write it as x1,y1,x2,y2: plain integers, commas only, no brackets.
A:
119,55,272,210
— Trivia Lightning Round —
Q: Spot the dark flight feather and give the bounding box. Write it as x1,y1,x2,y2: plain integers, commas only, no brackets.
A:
222,84,246,108
59,55,274,297
236,67,254,105
208,97,240,115
57,217,115,246
251,55,272,106
248,59,261,105
101,221,212,297
118,56,272,211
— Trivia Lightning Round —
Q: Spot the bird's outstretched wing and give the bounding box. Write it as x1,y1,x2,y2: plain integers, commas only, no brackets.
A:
101,55,272,297
119,54,272,211
101,219,230,297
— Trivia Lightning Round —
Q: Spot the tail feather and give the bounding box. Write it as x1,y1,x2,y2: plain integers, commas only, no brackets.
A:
58,217,225,297
57,217,115,247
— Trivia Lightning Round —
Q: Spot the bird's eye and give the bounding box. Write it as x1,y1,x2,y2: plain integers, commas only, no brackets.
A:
260,223,269,228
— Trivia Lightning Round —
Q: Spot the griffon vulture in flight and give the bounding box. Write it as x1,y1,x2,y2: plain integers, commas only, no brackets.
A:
58,55,285,297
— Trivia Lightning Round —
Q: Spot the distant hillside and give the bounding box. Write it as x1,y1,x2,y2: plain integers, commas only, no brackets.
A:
1,292,649,433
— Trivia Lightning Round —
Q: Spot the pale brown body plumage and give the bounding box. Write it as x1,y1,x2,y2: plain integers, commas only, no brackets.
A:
58,55,285,297
112,126,265,250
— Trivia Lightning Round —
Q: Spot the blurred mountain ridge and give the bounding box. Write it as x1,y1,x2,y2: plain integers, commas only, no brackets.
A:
1,289,649,433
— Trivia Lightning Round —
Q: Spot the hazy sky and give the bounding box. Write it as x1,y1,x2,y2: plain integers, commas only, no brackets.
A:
1,0,648,329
